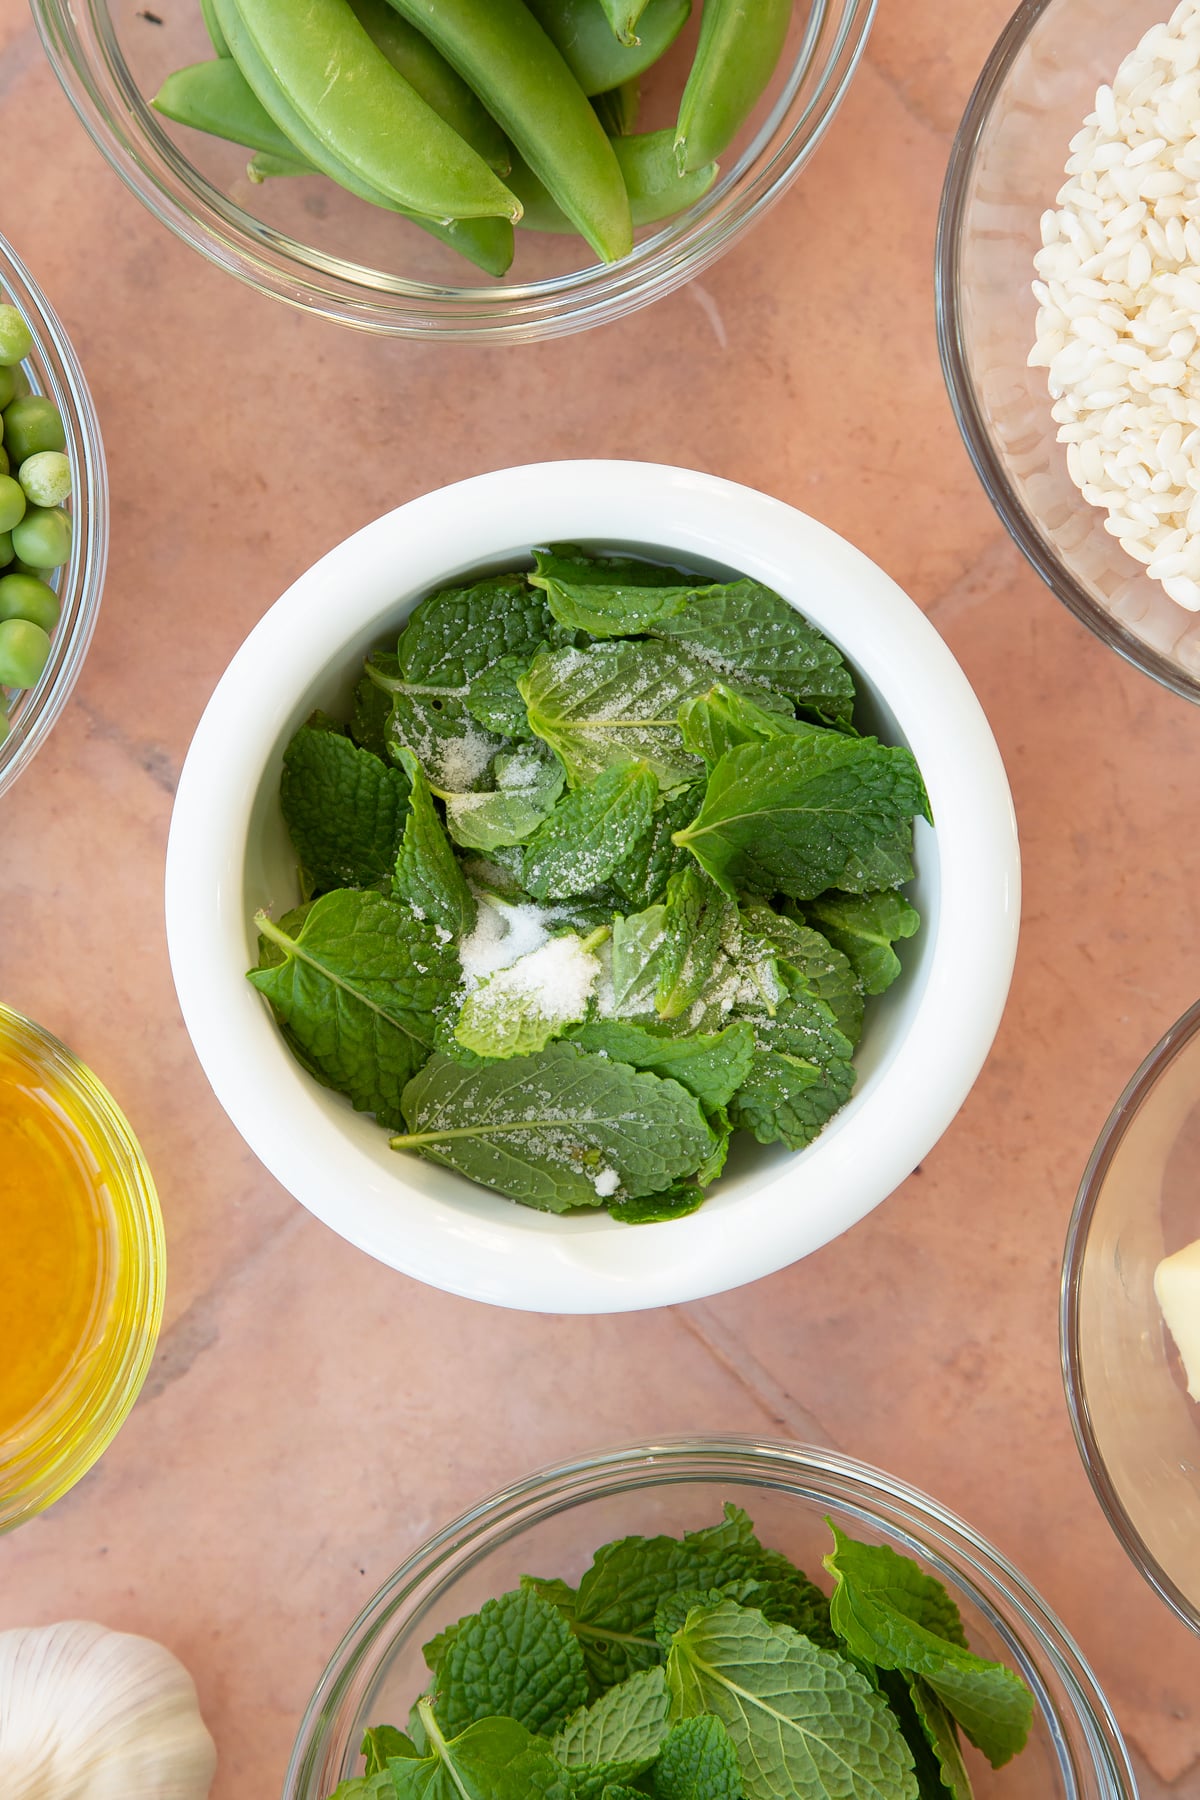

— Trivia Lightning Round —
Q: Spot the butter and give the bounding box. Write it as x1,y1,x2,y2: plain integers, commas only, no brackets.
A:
1154,1237,1200,1401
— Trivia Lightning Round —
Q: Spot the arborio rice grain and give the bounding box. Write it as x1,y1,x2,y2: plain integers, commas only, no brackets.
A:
1030,0,1200,610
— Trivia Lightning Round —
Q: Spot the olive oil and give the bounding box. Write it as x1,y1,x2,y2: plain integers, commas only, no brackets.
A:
0,1043,111,1445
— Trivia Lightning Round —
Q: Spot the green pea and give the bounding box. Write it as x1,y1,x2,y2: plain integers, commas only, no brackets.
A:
3,395,66,466
0,532,11,568
0,572,60,632
0,367,13,411
0,475,26,533
11,506,71,570
18,452,72,508
674,0,792,172
0,618,51,688
0,306,34,368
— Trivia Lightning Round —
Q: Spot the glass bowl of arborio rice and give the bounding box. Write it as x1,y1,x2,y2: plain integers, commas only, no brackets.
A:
938,0,1200,702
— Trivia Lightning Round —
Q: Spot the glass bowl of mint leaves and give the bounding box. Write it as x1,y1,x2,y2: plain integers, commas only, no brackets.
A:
283,1437,1135,1800
165,461,1020,1313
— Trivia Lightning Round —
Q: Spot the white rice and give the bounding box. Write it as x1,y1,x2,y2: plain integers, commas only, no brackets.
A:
1030,0,1200,609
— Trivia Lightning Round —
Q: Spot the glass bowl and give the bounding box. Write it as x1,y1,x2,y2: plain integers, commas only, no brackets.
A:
0,232,108,799
1062,997,1200,1635
936,0,1200,703
0,1003,164,1533
284,1437,1135,1800
32,0,874,340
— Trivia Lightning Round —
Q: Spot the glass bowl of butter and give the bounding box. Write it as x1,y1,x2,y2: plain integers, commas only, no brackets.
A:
1062,997,1200,1634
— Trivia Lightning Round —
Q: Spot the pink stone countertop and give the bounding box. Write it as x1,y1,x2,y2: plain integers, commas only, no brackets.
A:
3,1,1200,1795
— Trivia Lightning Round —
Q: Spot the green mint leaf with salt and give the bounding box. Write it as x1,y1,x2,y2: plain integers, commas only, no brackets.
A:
442,747,566,854
567,1019,756,1112
519,641,737,793
666,1600,917,1800
394,1042,717,1213
352,651,400,759
726,969,857,1152
608,786,700,910
647,582,856,726
608,1184,707,1224
553,1666,670,1795
383,1704,571,1800
676,684,813,767
521,761,658,901
392,748,477,940
650,1715,742,1800
455,933,603,1059
432,1587,588,1738
396,575,559,688
655,868,740,1022
280,721,412,895
530,546,702,636
607,905,668,1018
248,891,458,1127
799,892,922,997
465,654,541,741
739,905,864,1047
823,1528,1032,1769
386,687,509,797
674,735,929,902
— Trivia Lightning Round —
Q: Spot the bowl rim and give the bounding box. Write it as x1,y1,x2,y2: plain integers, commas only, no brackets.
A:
0,1002,165,1532
0,231,109,798
1060,994,1200,1637
933,0,1200,708
284,1434,1136,1800
164,459,1020,1315
31,0,875,340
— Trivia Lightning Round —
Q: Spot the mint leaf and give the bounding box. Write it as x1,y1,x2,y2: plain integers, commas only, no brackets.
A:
739,906,863,1047
894,1677,971,1800
567,1020,756,1112
655,1573,836,1658
465,654,541,740
727,968,857,1153
823,1529,1032,1769
364,1727,421,1774
607,905,668,1018
392,749,477,940
443,747,566,853
455,934,602,1059
647,583,855,726
557,1506,791,1690
650,1715,742,1800
666,1600,917,1800
677,684,817,766
799,893,921,997
385,1705,571,1800
655,869,740,1022
531,546,698,636
352,651,400,758
609,786,700,909
520,642,736,792
609,1185,707,1224
553,1666,670,1793
394,1043,718,1212
521,762,658,901
280,722,412,894
433,1588,588,1738
674,736,929,902
248,891,458,1126
397,575,558,688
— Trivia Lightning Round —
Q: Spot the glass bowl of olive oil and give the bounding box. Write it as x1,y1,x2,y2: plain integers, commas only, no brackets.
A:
0,1003,163,1532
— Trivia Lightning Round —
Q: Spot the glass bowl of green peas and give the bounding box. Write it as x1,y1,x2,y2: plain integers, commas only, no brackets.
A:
0,234,107,800
31,0,874,340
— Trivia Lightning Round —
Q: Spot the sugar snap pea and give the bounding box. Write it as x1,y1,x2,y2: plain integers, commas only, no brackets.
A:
509,128,717,233
380,0,632,262
592,77,639,137
674,0,792,173
153,59,306,160
212,0,514,272
199,0,230,56
524,0,691,98
596,0,652,46
347,0,510,175
246,150,310,180
228,0,520,220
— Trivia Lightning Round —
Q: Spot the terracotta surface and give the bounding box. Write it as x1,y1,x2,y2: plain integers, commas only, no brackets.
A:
3,1,1200,1794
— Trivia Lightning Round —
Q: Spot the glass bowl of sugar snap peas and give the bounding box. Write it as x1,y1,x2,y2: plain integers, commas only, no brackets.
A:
32,0,874,340
0,234,107,801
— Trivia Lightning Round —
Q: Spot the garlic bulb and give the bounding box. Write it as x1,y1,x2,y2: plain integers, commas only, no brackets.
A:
0,1620,217,1799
